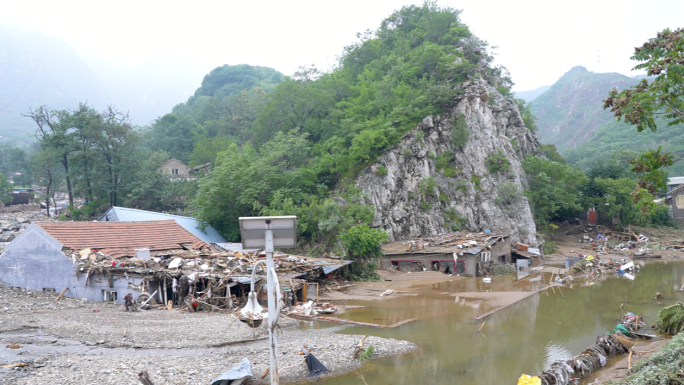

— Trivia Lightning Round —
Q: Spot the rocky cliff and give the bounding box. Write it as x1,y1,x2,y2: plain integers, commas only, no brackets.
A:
355,78,543,246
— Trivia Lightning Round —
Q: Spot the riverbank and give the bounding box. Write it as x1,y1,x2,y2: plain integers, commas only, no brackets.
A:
0,285,416,384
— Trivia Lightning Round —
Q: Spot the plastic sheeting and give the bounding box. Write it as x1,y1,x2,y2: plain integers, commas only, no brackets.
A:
305,353,330,377
211,358,252,385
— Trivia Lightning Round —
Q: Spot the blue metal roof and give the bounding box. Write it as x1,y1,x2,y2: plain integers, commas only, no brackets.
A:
98,207,227,244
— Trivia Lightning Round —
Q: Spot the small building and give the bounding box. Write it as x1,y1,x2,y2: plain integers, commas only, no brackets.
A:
380,232,512,277
160,159,189,177
98,206,227,244
666,184,684,226
10,188,34,205
668,177,684,192
0,220,210,303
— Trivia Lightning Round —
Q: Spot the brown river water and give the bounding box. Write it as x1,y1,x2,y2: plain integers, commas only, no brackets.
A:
307,260,684,385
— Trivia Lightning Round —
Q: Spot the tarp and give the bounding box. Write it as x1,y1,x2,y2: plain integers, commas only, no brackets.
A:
305,353,330,377
211,358,252,385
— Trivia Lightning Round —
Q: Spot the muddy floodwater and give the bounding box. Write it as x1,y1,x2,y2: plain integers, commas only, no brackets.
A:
309,261,684,385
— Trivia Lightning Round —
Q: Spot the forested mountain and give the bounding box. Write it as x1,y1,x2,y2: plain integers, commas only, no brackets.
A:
0,25,110,147
530,66,645,151
528,66,684,176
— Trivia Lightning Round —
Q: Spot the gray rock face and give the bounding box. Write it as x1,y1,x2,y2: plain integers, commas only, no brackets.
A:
355,78,543,246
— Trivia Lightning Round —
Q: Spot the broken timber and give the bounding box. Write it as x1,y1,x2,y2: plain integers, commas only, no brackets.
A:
288,314,418,328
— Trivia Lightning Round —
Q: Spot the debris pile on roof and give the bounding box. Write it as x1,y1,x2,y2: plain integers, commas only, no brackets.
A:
382,231,506,256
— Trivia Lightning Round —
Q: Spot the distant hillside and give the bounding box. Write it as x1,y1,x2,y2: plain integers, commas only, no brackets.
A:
513,85,550,103
171,64,285,120
0,25,110,148
531,66,643,151
535,66,684,177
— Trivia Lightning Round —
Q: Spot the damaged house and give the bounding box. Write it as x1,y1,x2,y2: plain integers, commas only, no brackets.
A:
0,220,353,307
380,232,513,276
0,220,214,303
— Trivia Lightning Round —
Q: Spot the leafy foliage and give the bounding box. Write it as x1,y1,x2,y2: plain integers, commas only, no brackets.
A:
655,302,684,335
357,345,375,360
451,113,469,149
376,165,388,176
603,28,684,132
435,151,459,177
542,241,558,255
614,329,684,385
485,150,511,174
515,98,538,131
342,224,388,261
541,144,565,163
494,181,521,212
340,224,388,281
0,172,12,204
523,156,587,227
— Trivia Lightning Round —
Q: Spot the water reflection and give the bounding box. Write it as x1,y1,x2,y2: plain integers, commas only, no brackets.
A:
307,261,684,385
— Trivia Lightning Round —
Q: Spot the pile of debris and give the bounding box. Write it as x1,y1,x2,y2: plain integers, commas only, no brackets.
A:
481,262,516,276
67,245,351,316
0,205,52,246
533,312,656,385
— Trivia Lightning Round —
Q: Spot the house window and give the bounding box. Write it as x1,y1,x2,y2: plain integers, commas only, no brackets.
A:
102,290,118,302
480,252,491,262
43,288,56,292
171,168,179,175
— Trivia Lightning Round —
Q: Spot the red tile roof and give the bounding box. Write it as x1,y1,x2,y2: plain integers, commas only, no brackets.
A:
36,220,209,258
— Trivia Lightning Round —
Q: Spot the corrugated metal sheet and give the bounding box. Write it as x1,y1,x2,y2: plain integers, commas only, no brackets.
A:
99,207,227,244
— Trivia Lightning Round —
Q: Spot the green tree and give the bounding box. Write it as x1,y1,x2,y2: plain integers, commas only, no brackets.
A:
188,135,233,167
0,172,12,204
341,224,388,281
523,156,588,227
603,27,684,132
515,98,538,131
143,113,198,163
588,177,655,228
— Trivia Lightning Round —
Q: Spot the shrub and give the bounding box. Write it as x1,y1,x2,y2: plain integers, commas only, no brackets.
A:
435,151,459,177
420,201,433,211
377,165,388,176
485,150,511,174
451,113,468,149
494,181,521,209
471,174,482,190
655,303,684,335
341,224,388,281
542,241,558,255
415,131,425,146
402,147,412,157
427,151,436,159
419,177,439,196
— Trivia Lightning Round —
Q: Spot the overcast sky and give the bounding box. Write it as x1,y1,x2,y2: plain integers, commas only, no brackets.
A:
1,0,682,92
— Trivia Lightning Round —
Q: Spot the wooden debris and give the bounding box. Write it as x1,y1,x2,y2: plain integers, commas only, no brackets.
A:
54,287,68,301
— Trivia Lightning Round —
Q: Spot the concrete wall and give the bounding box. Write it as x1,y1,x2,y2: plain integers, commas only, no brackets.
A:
672,189,684,218
463,254,478,276
490,237,512,263
0,224,142,303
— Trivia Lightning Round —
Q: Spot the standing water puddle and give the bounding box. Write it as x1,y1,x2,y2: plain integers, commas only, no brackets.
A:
307,261,684,385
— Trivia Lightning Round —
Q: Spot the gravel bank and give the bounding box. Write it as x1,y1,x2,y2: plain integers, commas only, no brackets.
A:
0,286,417,384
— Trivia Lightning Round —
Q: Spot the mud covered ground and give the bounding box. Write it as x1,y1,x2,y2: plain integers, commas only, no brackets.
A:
0,286,416,385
